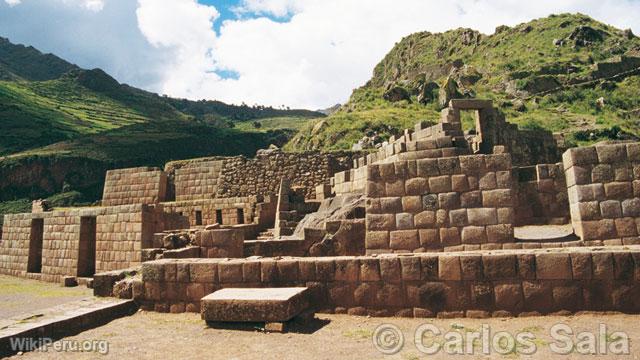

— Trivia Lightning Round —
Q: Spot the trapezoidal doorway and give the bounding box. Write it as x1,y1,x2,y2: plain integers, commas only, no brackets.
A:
77,216,96,277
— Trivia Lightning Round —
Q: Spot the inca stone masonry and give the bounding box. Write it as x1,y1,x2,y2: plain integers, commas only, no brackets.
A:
2,99,640,318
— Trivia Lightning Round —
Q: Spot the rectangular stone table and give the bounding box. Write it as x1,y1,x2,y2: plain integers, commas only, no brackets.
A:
201,287,310,323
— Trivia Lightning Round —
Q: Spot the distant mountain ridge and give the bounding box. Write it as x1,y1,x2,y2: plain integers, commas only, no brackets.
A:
0,36,323,216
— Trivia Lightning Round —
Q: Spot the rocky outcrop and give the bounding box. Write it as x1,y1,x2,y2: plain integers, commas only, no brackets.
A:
383,86,411,102
294,194,365,238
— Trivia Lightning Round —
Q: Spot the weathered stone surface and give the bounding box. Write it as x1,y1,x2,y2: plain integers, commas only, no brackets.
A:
201,287,310,322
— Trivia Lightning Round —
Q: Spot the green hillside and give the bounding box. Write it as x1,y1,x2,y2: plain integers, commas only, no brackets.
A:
289,13,640,150
0,36,321,223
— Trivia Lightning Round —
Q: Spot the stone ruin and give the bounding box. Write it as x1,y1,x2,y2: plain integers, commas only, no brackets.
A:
2,99,640,320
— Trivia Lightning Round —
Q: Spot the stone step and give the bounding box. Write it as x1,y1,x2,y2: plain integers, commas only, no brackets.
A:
201,287,310,326
0,298,136,357
278,227,296,236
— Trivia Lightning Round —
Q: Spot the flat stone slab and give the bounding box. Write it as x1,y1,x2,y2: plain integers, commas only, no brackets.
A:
201,287,310,323
514,224,576,242
0,297,136,356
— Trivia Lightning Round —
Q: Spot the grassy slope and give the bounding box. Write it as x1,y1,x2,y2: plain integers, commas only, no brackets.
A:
0,37,321,223
289,13,640,150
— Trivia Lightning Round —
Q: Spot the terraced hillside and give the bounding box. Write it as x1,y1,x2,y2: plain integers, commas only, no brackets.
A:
0,36,321,223
289,13,640,151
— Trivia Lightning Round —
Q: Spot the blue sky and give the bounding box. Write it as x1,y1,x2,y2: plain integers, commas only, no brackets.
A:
199,0,292,33
1,0,639,109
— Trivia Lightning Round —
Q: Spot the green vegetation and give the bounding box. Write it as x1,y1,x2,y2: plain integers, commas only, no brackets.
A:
0,36,322,220
289,13,640,150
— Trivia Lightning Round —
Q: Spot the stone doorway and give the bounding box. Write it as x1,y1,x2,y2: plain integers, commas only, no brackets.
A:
27,218,44,273
77,216,96,277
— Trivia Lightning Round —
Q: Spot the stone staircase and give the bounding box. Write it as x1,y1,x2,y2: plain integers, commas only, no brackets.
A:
275,210,306,236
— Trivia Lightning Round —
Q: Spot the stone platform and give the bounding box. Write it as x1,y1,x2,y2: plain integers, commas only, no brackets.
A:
0,297,137,356
201,287,310,323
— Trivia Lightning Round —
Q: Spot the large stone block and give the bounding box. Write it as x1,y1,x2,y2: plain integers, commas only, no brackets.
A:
592,253,614,279
416,159,440,177
461,226,487,244
366,214,396,231
449,209,468,227
438,192,460,209
483,254,517,279
395,213,415,230
622,198,640,217
600,200,622,218
460,255,483,280
429,176,452,193
482,189,513,208
451,175,469,192
400,257,421,281
365,231,389,249
201,287,310,322
379,257,402,283
460,191,482,208
405,178,429,196
494,284,524,312
438,256,461,280
459,155,485,174
486,224,513,243
334,259,359,282
536,253,572,280
402,196,423,213
522,281,553,312
386,180,406,197
485,154,511,171
596,144,627,164
390,230,419,250
419,229,439,247
467,208,497,226
439,227,460,246
563,146,598,168
380,197,403,213
570,253,592,280
360,259,381,281
414,211,436,228
218,261,243,283
604,182,633,200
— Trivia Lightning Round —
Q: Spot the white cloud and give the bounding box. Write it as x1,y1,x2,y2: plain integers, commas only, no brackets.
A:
151,0,640,109
4,0,21,6
83,0,104,12
136,0,220,98
2,0,640,109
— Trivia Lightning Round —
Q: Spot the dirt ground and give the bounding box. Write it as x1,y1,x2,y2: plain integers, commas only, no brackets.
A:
8,311,640,359
0,275,92,320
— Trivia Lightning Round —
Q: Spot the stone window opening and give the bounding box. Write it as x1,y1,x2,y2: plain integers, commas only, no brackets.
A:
216,209,223,224
237,208,245,224
195,210,203,226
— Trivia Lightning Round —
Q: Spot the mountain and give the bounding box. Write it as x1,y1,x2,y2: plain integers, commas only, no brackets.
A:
288,13,640,151
0,36,323,220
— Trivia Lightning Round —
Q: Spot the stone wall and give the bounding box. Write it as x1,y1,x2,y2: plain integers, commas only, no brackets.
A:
138,247,640,316
173,159,223,202
564,142,640,242
365,153,515,254
0,204,165,282
102,167,168,206
160,197,264,228
169,151,361,201
514,163,570,226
